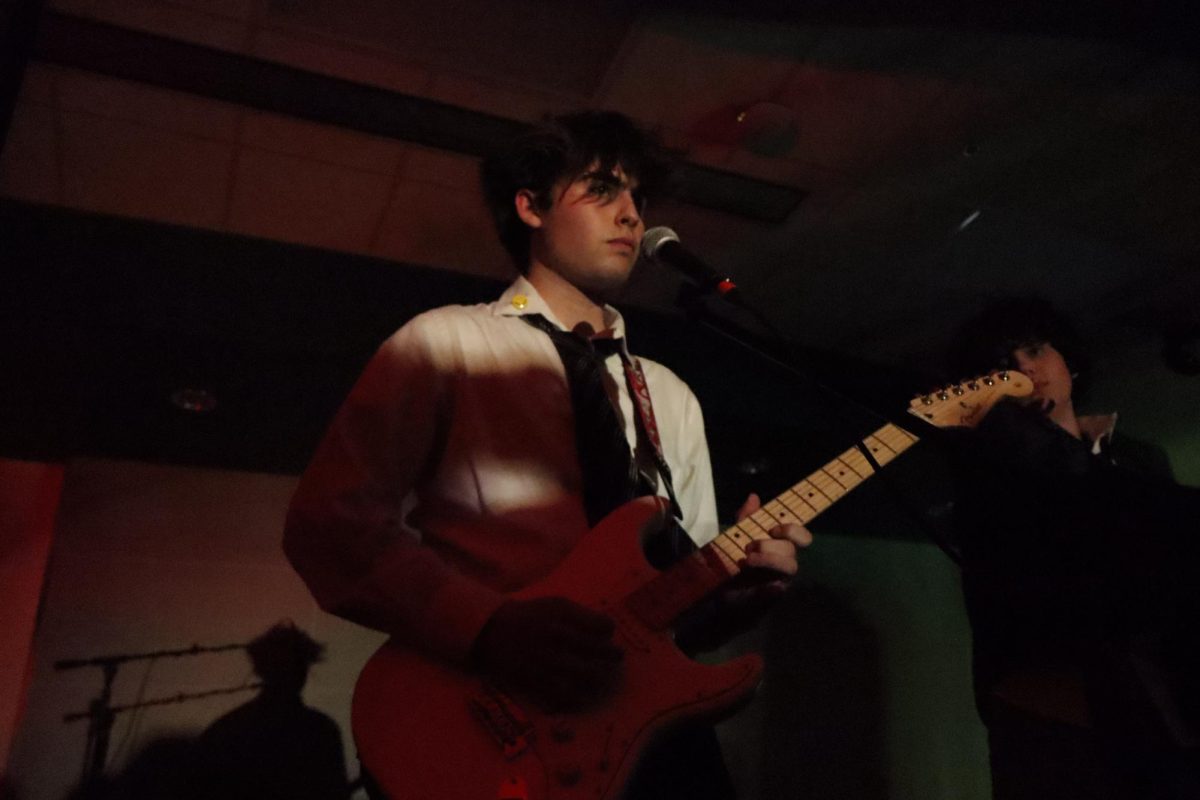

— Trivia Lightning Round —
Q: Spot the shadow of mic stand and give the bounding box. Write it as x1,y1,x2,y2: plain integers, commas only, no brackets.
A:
55,641,257,788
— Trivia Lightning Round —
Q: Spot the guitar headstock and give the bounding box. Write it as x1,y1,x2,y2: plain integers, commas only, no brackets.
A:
908,370,1033,429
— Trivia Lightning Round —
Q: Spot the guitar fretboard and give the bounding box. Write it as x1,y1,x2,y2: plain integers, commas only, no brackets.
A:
708,422,919,570
625,422,920,629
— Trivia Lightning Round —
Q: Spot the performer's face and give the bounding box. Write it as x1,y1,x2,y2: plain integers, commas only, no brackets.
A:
1010,341,1074,412
524,163,645,298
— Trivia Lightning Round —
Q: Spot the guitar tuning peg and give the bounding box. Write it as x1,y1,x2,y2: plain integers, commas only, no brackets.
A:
983,377,995,386
937,391,950,401
920,395,933,405
966,381,979,391
998,371,1010,381
952,385,965,396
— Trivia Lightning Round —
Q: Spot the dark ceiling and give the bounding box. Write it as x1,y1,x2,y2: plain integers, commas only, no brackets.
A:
3,0,1199,519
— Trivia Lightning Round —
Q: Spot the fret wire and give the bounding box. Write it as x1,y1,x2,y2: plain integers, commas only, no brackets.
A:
781,488,819,518
863,433,898,462
733,518,766,540
822,461,856,488
745,512,775,537
867,428,899,453
723,523,758,547
764,498,804,526
829,458,866,485
794,481,833,509
876,429,913,453
711,535,744,563
775,492,816,523
874,425,904,444
790,497,818,523
808,472,834,491
868,429,897,448
813,471,847,495
715,534,744,561
840,449,874,477
721,525,754,552
836,449,862,471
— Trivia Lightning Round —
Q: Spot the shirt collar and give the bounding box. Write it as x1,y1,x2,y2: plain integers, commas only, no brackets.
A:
1079,412,1118,455
494,276,628,341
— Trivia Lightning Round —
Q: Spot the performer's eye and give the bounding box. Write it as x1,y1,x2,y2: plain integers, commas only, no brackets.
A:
586,177,619,199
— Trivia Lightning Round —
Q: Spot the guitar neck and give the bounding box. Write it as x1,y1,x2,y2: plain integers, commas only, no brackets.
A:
626,422,921,629
710,421,920,565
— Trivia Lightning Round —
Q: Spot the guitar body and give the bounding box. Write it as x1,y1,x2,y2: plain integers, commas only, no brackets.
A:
352,496,763,800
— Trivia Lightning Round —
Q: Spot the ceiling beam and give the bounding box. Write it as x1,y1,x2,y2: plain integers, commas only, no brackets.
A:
32,11,805,223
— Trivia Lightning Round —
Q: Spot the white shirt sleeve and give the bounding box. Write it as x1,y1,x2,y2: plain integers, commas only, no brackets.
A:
283,314,505,663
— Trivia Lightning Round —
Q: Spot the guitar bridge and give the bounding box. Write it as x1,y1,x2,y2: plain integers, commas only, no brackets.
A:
468,682,534,759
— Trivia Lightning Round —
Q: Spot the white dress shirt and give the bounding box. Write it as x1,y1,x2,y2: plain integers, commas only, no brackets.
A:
284,277,719,662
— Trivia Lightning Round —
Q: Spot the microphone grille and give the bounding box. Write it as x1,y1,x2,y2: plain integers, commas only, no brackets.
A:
641,226,680,259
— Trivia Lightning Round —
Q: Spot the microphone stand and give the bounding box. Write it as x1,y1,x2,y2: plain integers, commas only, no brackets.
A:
674,281,962,564
55,641,254,787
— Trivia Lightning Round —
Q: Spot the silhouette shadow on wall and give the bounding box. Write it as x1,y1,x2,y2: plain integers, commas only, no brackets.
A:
63,623,350,800
195,623,349,799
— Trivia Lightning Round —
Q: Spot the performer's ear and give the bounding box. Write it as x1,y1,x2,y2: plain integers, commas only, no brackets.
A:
514,189,544,229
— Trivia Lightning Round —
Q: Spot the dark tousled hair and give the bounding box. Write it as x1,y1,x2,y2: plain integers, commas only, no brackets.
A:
479,110,676,271
947,296,1093,401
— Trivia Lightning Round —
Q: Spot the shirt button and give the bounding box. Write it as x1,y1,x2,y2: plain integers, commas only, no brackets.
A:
512,294,528,310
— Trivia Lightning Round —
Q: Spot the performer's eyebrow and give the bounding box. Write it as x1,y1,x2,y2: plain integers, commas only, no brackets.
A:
579,170,645,210
579,170,626,188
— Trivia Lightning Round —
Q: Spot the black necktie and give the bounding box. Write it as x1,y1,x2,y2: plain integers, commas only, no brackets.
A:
522,314,640,526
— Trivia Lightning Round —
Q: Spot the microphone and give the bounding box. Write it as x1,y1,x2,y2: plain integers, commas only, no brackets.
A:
641,227,741,303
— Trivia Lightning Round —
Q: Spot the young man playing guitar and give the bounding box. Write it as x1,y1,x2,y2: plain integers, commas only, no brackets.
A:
284,111,811,799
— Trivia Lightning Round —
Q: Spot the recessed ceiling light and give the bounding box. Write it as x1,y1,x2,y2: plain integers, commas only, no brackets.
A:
170,387,218,413
737,457,770,477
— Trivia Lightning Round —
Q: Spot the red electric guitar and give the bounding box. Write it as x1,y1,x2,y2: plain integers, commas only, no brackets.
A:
352,371,1032,799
